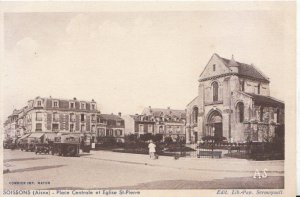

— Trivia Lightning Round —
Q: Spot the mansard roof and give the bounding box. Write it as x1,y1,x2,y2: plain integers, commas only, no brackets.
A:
217,54,270,82
99,114,123,121
142,107,186,119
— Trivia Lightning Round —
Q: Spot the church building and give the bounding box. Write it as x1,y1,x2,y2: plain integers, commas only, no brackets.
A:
186,53,284,143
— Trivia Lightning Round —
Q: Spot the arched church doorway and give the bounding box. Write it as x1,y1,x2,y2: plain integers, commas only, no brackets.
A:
206,110,223,138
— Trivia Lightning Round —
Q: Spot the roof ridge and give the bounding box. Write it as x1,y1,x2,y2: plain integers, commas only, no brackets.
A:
248,63,269,81
219,55,269,82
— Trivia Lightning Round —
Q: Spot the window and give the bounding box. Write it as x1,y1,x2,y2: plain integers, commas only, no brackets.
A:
192,107,199,124
80,102,86,109
70,102,75,109
276,108,280,123
70,113,75,122
139,124,144,133
236,102,244,123
258,84,261,94
260,107,264,122
52,124,59,132
36,123,42,131
91,104,96,110
27,114,32,122
53,101,59,108
213,64,216,71
159,126,163,133
106,129,113,136
148,124,153,133
91,114,96,121
116,120,121,126
91,125,96,132
81,114,85,121
36,112,42,121
81,124,86,132
212,82,218,102
115,129,122,136
240,80,245,91
53,112,59,122
97,128,105,137
37,100,42,107
70,124,74,132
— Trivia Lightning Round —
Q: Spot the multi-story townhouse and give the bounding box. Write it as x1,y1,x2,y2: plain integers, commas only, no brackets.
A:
4,96,100,139
97,113,125,143
123,107,186,141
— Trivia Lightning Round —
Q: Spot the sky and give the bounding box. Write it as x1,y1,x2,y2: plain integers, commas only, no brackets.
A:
1,9,294,119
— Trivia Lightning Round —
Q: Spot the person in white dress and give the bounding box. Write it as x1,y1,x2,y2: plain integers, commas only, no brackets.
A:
148,140,156,159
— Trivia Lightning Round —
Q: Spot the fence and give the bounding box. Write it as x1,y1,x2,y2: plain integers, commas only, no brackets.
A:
186,141,284,160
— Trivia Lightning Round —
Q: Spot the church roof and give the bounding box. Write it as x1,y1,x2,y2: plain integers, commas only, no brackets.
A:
217,54,270,83
244,93,284,108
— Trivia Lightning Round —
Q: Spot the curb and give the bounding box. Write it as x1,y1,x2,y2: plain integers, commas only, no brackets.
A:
85,156,284,174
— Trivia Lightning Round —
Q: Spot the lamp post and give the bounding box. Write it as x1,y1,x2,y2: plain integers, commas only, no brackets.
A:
211,126,215,158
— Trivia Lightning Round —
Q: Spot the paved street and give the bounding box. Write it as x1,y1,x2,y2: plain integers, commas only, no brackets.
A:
3,149,284,189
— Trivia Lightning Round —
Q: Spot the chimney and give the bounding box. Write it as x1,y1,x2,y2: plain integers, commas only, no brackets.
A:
118,112,122,117
73,97,77,100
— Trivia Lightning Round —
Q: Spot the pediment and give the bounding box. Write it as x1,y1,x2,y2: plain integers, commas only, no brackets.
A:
199,54,232,81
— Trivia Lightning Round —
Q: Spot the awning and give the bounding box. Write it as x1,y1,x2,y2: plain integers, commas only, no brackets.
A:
28,132,45,138
44,133,58,141
19,134,31,140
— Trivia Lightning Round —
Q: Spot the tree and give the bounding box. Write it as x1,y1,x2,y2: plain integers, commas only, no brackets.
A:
140,133,152,142
125,134,138,142
152,134,163,142
164,136,173,144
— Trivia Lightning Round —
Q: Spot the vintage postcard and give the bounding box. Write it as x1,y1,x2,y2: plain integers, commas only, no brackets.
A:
0,1,296,197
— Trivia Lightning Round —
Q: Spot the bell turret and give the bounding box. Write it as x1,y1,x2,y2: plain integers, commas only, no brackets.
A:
228,55,239,73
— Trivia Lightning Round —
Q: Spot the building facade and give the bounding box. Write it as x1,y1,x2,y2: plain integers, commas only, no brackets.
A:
124,107,186,141
186,54,284,143
4,97,100,138
96,113,125,143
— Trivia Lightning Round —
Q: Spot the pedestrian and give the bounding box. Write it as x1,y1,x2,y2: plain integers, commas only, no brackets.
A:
148,140,156,159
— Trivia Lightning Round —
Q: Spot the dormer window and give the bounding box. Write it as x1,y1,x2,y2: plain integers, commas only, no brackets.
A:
53,100,59,108
70,102,75,109
80,102,86,110
37,100,42,107
91,103,96,110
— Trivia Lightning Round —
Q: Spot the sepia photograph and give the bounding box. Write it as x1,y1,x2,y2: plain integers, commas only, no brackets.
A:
0,1,296,197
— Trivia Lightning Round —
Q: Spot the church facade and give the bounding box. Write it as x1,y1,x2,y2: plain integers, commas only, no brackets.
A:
186,54,284,144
